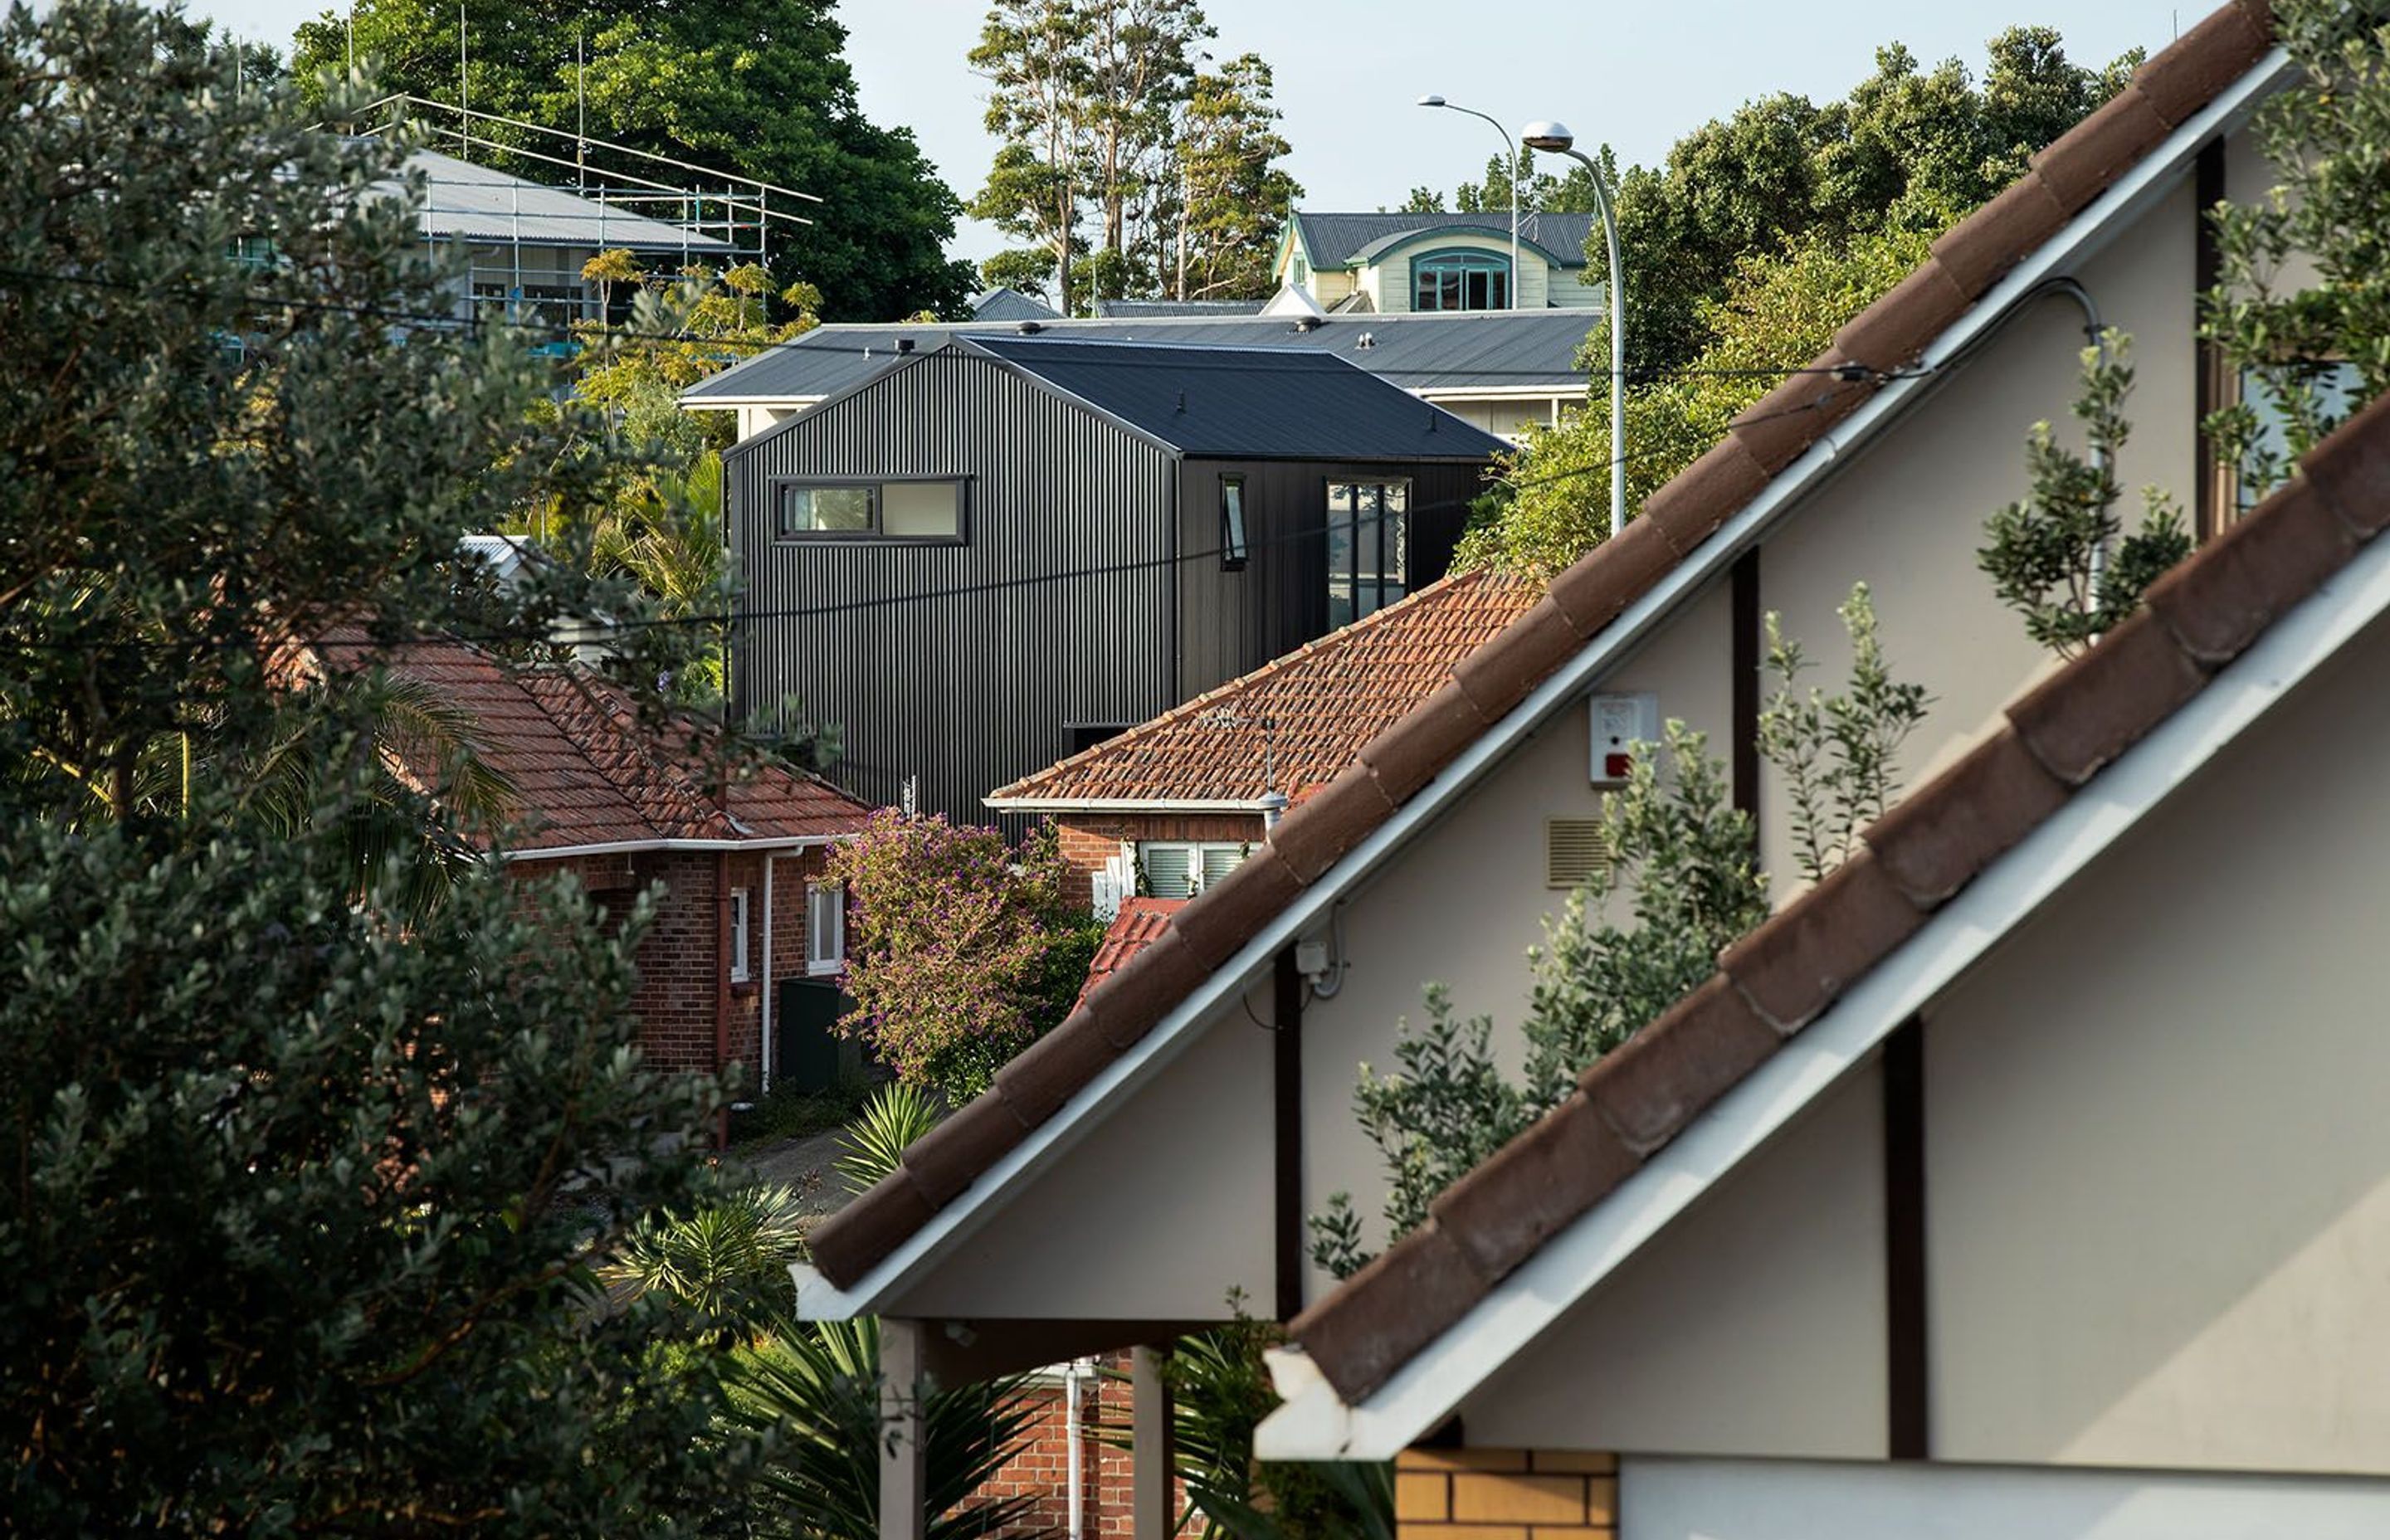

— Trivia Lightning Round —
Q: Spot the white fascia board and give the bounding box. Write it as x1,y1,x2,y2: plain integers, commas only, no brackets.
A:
797,56,2291,1326
500,833,841,862
1261,393,2388,1465
675,393,826,411
1416,384,1587,402
979,796,1276,815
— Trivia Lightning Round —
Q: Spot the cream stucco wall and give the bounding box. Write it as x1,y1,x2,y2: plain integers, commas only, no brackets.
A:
1460,1061,1886,1458
1924,603,2390,1475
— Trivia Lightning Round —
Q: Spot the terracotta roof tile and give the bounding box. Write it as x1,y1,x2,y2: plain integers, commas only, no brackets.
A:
1073,898,1188,1008
797,5,2286,1297
1426,1092,1637,1282
316,634,871,852
1290,391,2390,1406
987,570,1540,808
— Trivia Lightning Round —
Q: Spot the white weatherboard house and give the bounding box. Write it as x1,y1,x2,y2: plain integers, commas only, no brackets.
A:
1271,210,1606,315
786,7,2390,1538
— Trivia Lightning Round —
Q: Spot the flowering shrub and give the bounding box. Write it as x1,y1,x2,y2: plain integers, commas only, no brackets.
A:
825,811,1103,1104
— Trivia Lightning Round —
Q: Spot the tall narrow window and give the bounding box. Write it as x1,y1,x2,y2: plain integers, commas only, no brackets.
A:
729,887,752,982
807,882,846,975
1220,476,1249,570
1326,480,1409,626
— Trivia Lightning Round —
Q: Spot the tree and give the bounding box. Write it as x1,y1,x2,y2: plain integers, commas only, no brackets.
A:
289,0,974,321
824,811,1105,1103
0,4,763,1526
1977,332,2192,658
1172,53,1302,299
972,0,1097,311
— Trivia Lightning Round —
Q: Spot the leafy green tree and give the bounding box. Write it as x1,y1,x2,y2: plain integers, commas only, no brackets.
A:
2202,0,2390,503
290,0,974,320
1978,331,2192,658
1172,52,1302,300
0,4,759,1526
1758,583,1934,884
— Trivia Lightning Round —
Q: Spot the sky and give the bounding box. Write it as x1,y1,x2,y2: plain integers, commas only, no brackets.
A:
205,0,2188,266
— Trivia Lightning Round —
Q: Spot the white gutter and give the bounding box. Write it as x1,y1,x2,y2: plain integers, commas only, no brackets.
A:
788,54,2291,1324
981,796,1280,815
1258,463,2390,1461
502,833,841,862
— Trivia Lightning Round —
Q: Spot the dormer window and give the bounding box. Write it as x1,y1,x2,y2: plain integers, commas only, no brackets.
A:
1412,249,1510,312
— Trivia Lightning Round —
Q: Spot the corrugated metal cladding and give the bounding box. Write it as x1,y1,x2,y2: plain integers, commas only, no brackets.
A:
728,349,1179,828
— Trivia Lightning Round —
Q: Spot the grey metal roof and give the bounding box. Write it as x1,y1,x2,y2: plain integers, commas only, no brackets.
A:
1093,298,1268,318
968,286,1060,322
955,334,1510,461
381,149,734,255
1292,211,1596,270
681,309,1593,406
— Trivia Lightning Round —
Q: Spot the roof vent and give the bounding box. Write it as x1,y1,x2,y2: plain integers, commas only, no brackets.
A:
895,337,915,353
1546,817,1608,889
1355,331,1376,349
1293,315,1322,333
1017,319,1043,334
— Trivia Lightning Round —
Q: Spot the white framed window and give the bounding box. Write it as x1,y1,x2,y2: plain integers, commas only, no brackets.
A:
807,881,846,976
1139,841,1249,900
729,886,752,982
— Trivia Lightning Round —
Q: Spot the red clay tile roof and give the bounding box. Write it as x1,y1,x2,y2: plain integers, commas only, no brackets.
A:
320,635,872,853
1287,383,2390,1405
800,0,2283,1296
1076,899,1190,1006
988,571,1542,808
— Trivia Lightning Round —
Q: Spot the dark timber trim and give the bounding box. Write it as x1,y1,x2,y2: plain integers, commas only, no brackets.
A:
1731,551,1762,829
2195,135,2229,541
1275,946,1305,1322
1884,1016,1929,1460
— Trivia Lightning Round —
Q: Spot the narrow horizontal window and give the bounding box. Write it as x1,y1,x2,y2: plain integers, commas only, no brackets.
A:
775,480,966,543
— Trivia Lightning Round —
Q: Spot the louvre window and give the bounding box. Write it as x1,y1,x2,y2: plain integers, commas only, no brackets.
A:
1139,841,1249,899
776,480,966,542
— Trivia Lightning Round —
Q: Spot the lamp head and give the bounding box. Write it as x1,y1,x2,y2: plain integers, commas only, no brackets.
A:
1520,119,1575,153
1416,93,1446,108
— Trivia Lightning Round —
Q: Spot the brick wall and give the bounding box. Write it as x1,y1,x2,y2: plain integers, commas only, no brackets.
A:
1056,812,1268,909
1394,1450,1617,1540
980,1353,1188,1539
510,845,842,1087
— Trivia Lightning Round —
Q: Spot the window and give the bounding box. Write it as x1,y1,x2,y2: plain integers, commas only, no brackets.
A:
775,480,965,542
1291,254,1309,286
1412,249,1510,312
729,887,751,982
1326,480,1409,626
807,882,846,975
1139,841,1248,899
2235,362,2365,516
1220,476,1250,570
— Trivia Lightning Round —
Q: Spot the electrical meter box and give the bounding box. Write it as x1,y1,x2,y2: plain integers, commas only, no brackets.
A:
1588,692,1660,787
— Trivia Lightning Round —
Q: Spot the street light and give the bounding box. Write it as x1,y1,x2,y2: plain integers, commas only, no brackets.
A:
1416,95,1519,312
1521,120,1627,533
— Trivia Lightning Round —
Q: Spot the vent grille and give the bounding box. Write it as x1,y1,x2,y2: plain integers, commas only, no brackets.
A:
1546,817,1608,889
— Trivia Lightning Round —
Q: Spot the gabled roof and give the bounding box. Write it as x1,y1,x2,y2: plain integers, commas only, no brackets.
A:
969,287,1060,323
680,309,1595,407
1280,379,2390,1416
954,335,1510,462
1291,212,1597,270
318,634,871,854
1076,898,1189,1007
797,0,2286,1304
987,570,1540,811
381,149,734,255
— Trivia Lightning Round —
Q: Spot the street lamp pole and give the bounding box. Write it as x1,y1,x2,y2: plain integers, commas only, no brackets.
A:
1416,95,1519,312
1522,121,1626,532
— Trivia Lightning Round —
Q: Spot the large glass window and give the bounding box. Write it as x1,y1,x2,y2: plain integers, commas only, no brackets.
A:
1327,480,1409,626
1412,249,1510,312
775,480,965,542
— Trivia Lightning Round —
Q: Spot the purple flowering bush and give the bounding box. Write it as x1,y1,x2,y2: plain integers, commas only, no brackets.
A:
826,811,1105,1103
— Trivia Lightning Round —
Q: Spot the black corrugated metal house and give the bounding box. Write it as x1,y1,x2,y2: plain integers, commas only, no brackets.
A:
724,334,1508,824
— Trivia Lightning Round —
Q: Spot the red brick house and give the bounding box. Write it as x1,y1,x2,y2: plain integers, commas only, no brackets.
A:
985,568,1539,914
324,634,873,1089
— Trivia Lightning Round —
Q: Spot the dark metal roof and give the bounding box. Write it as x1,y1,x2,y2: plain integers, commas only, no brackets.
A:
1292,211,1596,270
682,309,1593,405
956,334,1510,461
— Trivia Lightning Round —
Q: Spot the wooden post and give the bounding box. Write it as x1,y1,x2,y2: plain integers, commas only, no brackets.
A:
880,1319,928,1540
1132,1343,1176,1540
